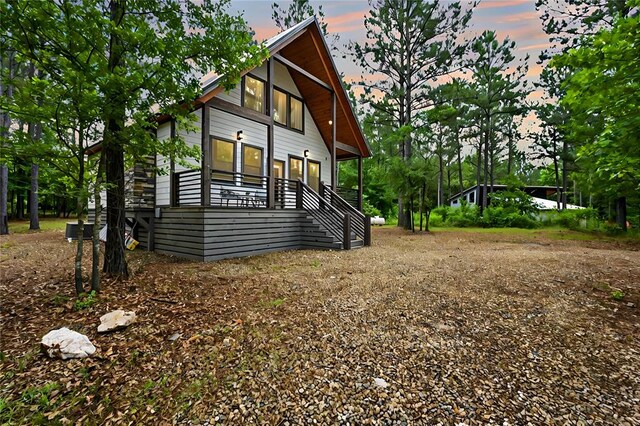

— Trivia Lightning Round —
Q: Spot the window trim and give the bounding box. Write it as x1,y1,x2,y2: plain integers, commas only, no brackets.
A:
273,159,286,179
306,159,321,192
289,93,305,134
272,85,305,134
288,155,304,183
241,144,264,187
211,136,237,182
273,87,288,127
241,74,266,114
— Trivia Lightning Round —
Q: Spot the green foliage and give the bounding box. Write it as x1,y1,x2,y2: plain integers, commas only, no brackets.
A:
73,290,98,311
611,290,624,301
362,200,381,217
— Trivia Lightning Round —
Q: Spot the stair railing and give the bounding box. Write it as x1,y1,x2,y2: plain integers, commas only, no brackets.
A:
320,182,371,246
297,180,349,247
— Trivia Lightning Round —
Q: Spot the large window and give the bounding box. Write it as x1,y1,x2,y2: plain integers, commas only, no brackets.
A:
243,75,265,113
242,145,263,185
212,138,235,181
307,160,320,192
272,87,304,133
289,156,303,183
290,95,303,131
273,89,288,126
273,160,285,179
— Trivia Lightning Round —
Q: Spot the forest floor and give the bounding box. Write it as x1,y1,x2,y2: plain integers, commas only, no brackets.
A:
1,222,639,425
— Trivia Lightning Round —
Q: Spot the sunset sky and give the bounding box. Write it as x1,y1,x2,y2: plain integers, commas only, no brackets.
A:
228,0,551,141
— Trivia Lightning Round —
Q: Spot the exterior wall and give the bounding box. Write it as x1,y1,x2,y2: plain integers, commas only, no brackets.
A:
210,62,331,187
156,109,202,206
153,207,339,261
155,121,172,207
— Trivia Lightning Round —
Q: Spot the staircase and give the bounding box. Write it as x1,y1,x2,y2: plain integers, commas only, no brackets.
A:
297,181,371,250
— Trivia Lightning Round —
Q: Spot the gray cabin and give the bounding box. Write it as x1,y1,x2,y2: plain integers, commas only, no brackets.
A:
90,18,372,261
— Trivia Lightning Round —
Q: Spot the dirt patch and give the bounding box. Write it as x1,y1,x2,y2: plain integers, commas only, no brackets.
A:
1,227,639,424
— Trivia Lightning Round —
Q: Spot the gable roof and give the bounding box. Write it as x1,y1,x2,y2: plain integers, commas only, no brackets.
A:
197,17,370,159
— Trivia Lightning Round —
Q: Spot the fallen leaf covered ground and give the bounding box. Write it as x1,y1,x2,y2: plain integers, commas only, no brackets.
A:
1,225,639,425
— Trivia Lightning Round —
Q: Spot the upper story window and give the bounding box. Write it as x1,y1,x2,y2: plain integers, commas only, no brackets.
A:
290,96,303,131
273,89,288,126
273,86,304,133
243,75,265,113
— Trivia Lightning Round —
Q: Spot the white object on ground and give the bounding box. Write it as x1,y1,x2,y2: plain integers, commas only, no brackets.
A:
41,327,96,359
373,377,389,388
371,216,386,226
97,310,137,333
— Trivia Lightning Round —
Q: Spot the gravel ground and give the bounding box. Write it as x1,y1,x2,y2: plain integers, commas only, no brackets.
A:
1,226,639,425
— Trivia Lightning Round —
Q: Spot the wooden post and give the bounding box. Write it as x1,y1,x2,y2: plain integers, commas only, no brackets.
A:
295,180,303,209
342,213,351,250
331,92,337,191
357,155,363,212
171,173,179,207
201,104,211,206
169,119,176,207
364,215,372,246
267,58,275,208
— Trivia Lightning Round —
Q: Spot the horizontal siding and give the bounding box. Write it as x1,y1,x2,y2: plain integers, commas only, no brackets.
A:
152,207,338,262
156,121,172,207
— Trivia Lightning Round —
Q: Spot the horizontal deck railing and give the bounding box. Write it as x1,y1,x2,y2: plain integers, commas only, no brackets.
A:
209,169,269,208
336,186,359,210
172,170,202,206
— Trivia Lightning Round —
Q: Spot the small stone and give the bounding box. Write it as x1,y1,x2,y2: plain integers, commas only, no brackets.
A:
168,332,182,341
626,302,635,308
41,327,96,359
374,378,389,388
97,310,136,333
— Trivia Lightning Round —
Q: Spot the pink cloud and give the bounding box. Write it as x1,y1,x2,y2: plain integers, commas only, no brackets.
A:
477,0,531,9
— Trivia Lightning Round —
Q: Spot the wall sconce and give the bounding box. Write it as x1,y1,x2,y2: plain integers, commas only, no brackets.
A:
304,149,309,158
236,130,243,141
328,120,333,125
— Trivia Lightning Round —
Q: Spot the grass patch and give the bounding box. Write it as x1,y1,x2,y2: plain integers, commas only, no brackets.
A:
8,218,69,234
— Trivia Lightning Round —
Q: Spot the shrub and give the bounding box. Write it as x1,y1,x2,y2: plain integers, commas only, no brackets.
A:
363,200,381,217
74,291,98,311
429,212,444,227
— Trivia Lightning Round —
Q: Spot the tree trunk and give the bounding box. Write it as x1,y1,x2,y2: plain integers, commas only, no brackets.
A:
16,192,24,220
616,196,627,231
475,142,482,208
102,0,129,278
482,119,490,212
456,125,463,194
552,131,561,210
561,140,568,210
91,153,105,292
437,128,444,207
75,159,86,296
0,166,8,234
29,163,39,230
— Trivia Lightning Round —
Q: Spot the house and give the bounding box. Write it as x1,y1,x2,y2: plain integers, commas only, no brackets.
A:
91,17,372,261
448,185,562,208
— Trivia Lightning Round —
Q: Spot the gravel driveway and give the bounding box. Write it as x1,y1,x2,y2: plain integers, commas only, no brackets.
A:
1,227,639,424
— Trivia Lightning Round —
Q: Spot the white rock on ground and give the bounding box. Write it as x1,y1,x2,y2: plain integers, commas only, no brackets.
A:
41,327,96,359
97,310,136,333
373,378,389,388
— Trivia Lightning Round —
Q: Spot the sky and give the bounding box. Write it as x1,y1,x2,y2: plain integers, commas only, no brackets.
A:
228,0,551,145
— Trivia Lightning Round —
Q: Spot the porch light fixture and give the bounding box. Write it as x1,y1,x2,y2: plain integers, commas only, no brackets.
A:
304,149,309,158
328,120,333,125
236,130,243,141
